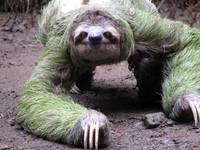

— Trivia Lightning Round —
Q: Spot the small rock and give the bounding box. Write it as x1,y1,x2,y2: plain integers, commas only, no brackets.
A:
8,62,16,65
2,34,13,41
165,119,175,126
8,118,16,126
143,112,165,129
0,144,14,150
0,113,4,119
161,139,175,146
193,22,200,29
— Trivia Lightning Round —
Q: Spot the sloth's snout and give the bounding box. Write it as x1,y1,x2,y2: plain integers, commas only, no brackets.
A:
88,30,102,45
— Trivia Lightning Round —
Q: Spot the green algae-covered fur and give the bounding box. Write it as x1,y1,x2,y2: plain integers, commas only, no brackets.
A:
16,0,200,149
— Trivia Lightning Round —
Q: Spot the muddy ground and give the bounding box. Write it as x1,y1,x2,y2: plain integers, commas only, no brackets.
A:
1,3,200,150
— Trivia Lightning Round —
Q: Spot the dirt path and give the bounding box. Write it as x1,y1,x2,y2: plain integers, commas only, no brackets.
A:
1,8,200,150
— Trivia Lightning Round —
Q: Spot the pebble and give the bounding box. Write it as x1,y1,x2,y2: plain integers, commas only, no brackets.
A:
143,112,166,129
0,144,14,150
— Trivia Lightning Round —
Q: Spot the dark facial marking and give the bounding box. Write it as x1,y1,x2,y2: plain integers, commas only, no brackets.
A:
75,31,88,44
103,31,118,44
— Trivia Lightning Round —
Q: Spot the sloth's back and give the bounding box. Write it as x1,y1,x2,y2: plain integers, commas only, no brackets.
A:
54,0,157,15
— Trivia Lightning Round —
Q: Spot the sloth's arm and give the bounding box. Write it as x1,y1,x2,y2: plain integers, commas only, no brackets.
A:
16,36,87,142
129,9,200,126
16,36,110,148
128,8,197,57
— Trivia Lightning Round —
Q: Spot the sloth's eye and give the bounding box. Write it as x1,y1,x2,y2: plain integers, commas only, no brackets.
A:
79,31,88,39
75,31,88,44
103,31,118,43
103,31,112,39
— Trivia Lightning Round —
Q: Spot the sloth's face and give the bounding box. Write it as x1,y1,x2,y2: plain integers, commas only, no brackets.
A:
71,13,122,66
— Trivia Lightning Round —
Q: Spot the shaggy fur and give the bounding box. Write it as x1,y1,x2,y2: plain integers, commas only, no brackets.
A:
16,0,200,148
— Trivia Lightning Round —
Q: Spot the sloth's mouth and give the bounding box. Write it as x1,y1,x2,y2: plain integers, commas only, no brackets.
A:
80,42,116,48
82,57,118,65
75,42,120,65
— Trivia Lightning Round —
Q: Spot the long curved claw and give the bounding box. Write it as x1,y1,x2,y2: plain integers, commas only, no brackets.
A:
188,101,200,127
188,101,198,126
194,101,200,124
84,125,89,149
89,124,95,149
70,84,82,94
95,123,99,150
84,123,100,149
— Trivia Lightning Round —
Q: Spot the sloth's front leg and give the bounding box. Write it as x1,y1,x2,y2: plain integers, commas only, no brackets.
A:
162,38,200,127
67,110,110,149
68,71,110,148
16,37,110,149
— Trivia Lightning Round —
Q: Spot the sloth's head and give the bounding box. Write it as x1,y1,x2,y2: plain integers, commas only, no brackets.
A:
70,10,125,66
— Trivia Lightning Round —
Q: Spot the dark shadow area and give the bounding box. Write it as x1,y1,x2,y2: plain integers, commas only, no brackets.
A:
71,81,162,113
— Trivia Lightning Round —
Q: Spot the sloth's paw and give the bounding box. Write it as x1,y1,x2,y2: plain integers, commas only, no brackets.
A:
169,91,200,127
66,111,110,149
81,112,110,149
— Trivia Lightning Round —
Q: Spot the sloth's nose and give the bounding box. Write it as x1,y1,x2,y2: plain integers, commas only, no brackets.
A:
88,30,102,45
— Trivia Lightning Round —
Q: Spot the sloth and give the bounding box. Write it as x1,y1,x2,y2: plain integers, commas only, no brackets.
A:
16,0,200,149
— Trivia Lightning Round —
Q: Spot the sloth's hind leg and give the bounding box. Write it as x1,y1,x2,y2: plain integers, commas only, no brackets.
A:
129,56,163,103
70,69,94,94
76,69,94,91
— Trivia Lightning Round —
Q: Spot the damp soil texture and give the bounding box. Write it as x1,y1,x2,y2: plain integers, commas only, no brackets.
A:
1,4,200,150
